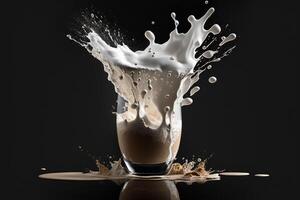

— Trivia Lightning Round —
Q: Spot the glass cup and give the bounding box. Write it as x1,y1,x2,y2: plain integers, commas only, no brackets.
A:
116,95,182,175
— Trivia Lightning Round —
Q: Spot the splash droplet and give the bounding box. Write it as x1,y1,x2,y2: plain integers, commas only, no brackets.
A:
202,50,218,59
208,76,217,83
220,172,250,176
181,98,193,106
190,86,200,96
254,174,270,177
219,33,237,46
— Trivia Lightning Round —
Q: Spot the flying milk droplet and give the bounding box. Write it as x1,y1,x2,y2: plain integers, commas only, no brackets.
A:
202,50,218,59
171,12,180,30
219,33,237,46
209,24,221,35
181,98,193,106
171,12,176,20
208,76,217,83
190,86,200,96
254,174,270,177
145,30,155,43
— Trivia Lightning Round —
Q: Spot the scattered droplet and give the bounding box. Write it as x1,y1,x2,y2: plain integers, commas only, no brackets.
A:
202,50,218,59
171,12,176,18
208,76,217,83
144,30,155,43
205,0,209,4
181,98,193,106
151,21,155,25
41,167,47,171
254,174,270,177
190,86,200,96
219,172,250,176
219,33,237,46
207,65,212,70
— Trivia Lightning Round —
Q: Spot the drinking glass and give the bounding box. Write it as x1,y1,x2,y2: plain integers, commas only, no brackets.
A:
116,95,182,175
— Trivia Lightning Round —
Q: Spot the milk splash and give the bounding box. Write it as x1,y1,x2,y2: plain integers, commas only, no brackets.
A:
67,7,236,163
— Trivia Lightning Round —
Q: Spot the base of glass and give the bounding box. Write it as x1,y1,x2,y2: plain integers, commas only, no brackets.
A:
123,158,172,175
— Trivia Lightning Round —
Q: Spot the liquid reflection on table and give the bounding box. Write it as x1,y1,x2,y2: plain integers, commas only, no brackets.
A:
119,180,180,200
37,172,272,199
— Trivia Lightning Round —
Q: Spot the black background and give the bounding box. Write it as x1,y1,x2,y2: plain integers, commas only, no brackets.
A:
9,0,299,199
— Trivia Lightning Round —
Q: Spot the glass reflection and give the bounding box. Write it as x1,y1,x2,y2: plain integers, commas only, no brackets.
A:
119,180,180,200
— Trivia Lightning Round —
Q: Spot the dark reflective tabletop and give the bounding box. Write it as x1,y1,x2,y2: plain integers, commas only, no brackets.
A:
9,174,287,200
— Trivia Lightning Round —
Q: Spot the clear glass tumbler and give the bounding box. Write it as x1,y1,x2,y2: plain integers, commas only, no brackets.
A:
116,95,182,175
